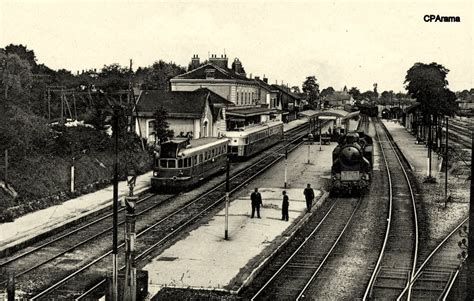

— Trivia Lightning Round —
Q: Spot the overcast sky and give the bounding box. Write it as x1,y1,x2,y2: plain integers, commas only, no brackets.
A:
1,0,472,92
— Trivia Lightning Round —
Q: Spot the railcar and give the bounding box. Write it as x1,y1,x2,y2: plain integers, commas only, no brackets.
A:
331,131,373,195
226,121,284,158
151,137,229,191
358,103,379,117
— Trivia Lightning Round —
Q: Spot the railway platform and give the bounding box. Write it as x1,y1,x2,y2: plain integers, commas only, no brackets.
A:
147,139,337,298
0,116,313,255
382,120,440,176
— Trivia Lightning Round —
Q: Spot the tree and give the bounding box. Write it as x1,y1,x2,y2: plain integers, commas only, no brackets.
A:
360,90,378,102
0,52,33,101
302,76,320,107
404,62,457,116
348,87,361,100
139,60,186,91
291,86,301,94
4,44,37,70
152,106,174,144
97,63,129,92
320,87,335,98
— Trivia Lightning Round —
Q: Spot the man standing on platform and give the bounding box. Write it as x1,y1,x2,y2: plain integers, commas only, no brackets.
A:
250,187,262,218
282,190,289,221
304,183,315,212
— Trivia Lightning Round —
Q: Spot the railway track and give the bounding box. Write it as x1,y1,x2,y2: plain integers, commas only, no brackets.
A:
397,217,469,300
249,196,361,300
363,118,419,300
3,121,313,299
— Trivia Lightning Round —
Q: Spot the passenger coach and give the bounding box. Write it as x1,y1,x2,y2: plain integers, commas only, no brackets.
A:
151,137,229,191
226,121,284,158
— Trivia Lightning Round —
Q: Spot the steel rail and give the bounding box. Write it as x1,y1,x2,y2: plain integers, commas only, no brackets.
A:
363,118,419,300
250,200,339,301
296,196,362,300
362,118,394,300
397,216,468,299
32,136,306,300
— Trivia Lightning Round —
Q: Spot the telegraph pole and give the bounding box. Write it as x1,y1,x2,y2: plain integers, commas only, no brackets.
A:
124,169,137,301
112,107,119,301
445,117,448,199
284,140,288,189
225,156,230,240
467,131,474,300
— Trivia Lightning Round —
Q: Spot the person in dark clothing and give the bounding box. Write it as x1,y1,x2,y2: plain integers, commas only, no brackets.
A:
303,183,315,212
282,190,289,221
250,187,262,218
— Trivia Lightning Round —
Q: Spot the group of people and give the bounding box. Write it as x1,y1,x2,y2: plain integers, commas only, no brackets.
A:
250,184,315,221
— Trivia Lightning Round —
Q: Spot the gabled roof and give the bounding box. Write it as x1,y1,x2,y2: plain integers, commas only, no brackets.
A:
171,63,252,82
254,78,278,92
271,85,301,99
136,88,234,118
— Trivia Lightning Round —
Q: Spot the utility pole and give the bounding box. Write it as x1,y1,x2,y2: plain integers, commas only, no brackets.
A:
225,156,230,240
4,149,8,188
284,139,288,189
319,116,322,151
467,131,474,300
445,117,448,199
123,169,137,301
112,107,119,301
428,115,432,179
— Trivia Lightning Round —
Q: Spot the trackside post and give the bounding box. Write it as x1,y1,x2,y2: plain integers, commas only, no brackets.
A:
225,155,230,240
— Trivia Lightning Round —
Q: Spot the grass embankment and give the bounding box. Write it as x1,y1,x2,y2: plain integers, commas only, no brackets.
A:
0,149,152,222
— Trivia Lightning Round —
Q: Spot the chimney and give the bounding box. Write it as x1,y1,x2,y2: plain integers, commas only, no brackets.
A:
255,76,260,80
191,54,200,69
232,58,242,74
263,77,268,83
209,54,228,69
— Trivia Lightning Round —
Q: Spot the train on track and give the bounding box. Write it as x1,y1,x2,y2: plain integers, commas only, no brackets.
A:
345,102,379,117
151,137,229,191
331,130,374,195
152,121,284,191
226,120,284,158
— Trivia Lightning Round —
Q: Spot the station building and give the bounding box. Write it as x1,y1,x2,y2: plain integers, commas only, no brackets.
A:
170,54,283,130
134,88,234,143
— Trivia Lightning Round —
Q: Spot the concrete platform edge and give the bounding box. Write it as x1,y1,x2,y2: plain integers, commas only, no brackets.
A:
0,187,151,258
234,191,331,295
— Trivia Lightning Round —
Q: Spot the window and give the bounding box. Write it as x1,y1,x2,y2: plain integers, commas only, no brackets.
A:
188,158,192,166
193,156,197,165
160,160,167,168
168,160,176,168
199,154,203,163
212,149,215,157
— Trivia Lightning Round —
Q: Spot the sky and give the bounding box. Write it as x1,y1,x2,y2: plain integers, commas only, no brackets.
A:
0,0,472,92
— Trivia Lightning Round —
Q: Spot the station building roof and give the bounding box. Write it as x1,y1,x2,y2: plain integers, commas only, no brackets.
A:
226,106,280,117
171,63,251,82
136,88,234,119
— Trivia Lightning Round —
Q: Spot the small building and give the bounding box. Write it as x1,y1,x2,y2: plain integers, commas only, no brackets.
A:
271,85,302,122
324,90,353,108
134,88,234,142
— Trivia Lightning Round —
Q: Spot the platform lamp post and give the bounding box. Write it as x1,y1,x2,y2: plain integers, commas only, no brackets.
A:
444,117,448,200
111,106,120,301
123,168,138,301
225,154,230,240
467,131,474,300
284,137,288,189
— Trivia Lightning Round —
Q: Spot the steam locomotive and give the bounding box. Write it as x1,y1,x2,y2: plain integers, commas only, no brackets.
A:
331,131,373,195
